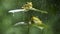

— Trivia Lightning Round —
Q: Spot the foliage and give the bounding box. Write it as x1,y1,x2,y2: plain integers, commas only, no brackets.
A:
0,0,60,34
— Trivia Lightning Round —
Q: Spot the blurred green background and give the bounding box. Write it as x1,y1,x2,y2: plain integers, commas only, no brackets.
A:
0,0,60,34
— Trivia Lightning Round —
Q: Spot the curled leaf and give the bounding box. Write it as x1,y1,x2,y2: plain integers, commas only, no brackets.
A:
14,22,27,26
8,9,26,13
